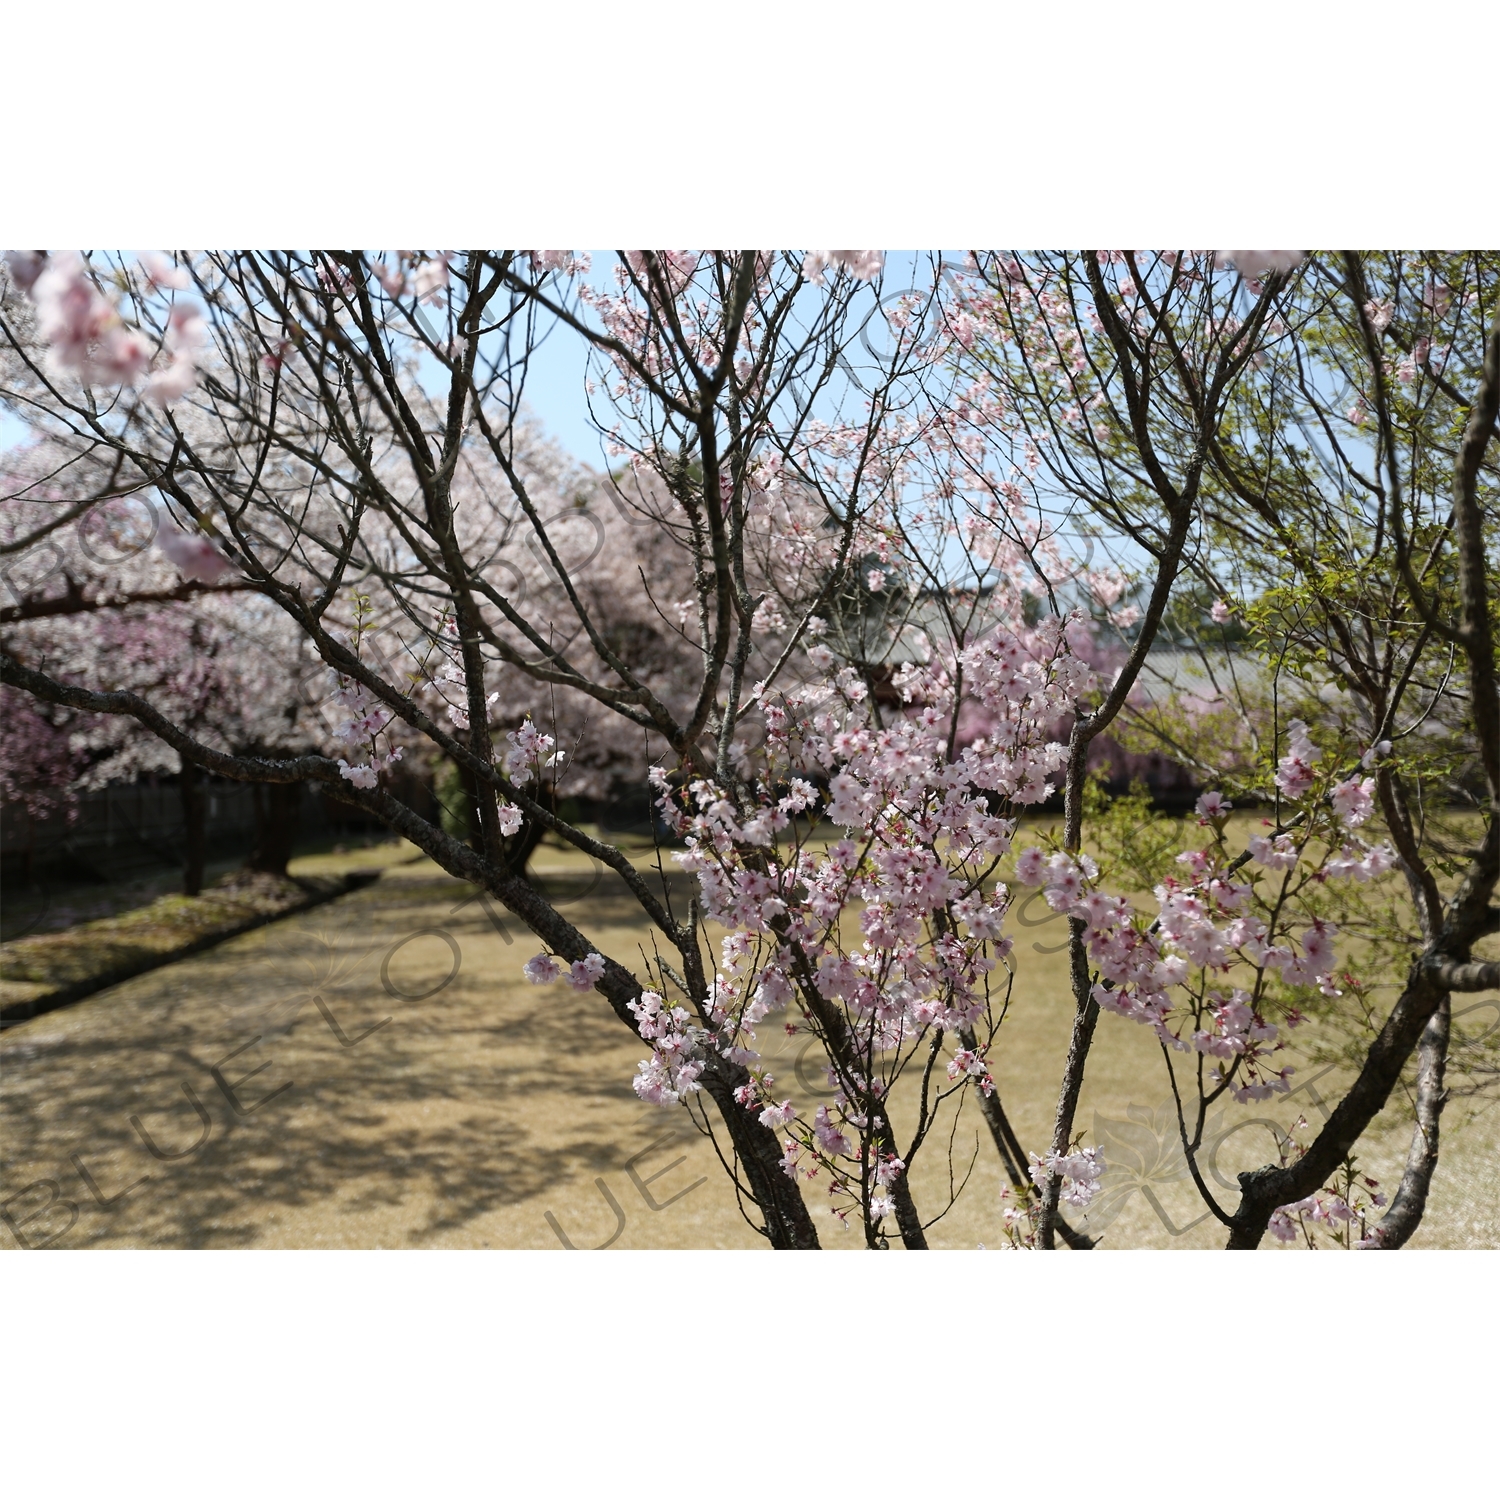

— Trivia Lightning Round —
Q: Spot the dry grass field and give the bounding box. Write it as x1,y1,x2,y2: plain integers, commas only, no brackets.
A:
2,834,1496,1251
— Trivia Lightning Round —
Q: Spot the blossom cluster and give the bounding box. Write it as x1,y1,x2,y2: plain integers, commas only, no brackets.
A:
625,608,1102,1231
0,436,328,801
6,251,206,405
366,251,452,305
1012,774,1397,1105
156,525,235,583
801,250,885,287
329,671,404,788
525,949,606,990
415,619,573,833
1029,1146,1105,1208
1269,1180,1388,1249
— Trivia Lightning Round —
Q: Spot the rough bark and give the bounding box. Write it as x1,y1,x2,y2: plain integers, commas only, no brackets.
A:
1372,996,1450,1249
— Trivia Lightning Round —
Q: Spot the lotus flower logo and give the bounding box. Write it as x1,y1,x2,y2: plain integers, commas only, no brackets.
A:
1086,1102,1228,1237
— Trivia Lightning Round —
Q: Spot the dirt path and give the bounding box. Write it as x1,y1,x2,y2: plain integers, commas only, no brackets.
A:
3,844,1496,1250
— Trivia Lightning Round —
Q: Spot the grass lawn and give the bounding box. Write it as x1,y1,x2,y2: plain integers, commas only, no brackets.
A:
0,841,417,1022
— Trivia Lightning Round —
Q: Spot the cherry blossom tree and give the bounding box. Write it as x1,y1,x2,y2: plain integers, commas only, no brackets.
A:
949,250,1500,1247
2,248,1493,1250
1,436,323,888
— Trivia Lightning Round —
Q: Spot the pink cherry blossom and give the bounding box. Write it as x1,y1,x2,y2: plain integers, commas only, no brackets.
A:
1029,1146,1104,1208
412,254,451,305
1248,832,1299,870
523,953,561,985
1274,719,1320,799
759,1100,797,1129
156,525,235,582
143,303,208,404
812,1104,852,1156
372,257,408,298
336,759,378,788
1330,776,1375,830
567,952,607,990
1217,250,1304,280
145,357,198,405
3,250,47,294
138,252,190,291
527,250,591,277
801,250,884,287
30,252,111,349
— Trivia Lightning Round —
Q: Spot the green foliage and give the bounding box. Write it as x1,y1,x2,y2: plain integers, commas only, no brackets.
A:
1079,773,1183,890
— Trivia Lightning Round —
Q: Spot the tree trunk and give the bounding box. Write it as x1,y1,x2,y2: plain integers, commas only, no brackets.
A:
246,781,301,876
700,1056,822,1249
458,752,552,879
1371,996,1451,1248
179,759,206,896
455,757,485,854
961,1028,1096,1249
505,809,549,876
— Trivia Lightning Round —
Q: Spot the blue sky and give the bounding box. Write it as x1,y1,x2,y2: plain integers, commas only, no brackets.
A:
493,250,939,467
